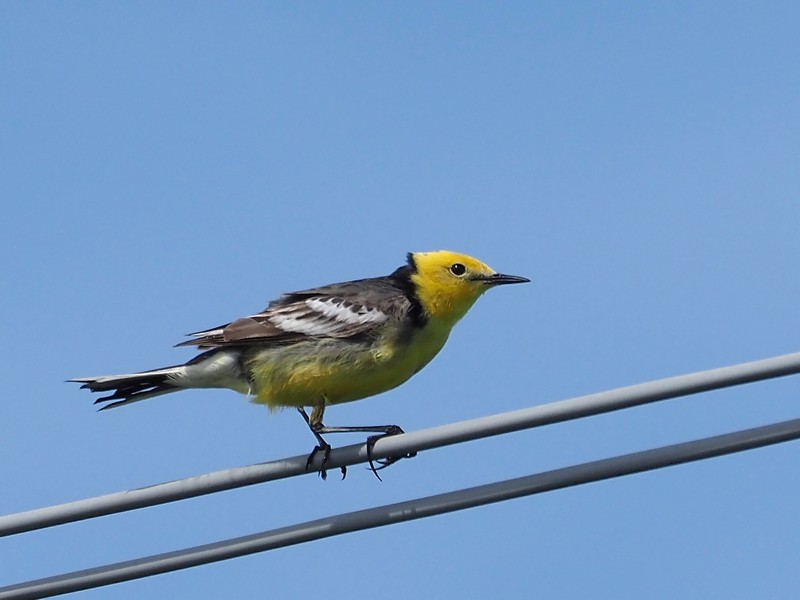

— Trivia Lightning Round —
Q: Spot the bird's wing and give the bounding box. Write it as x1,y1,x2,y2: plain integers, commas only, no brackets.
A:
177,277,410,349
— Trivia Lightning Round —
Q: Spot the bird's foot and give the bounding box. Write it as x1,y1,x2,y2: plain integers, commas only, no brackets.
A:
305,442,346,480
366,425,417,481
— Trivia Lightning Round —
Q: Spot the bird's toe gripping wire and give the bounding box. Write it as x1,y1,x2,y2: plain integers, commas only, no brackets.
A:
297,407,345,481
296,408,416,481
365,426,417,481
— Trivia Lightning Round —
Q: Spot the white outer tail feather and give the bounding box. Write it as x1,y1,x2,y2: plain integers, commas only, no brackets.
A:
71,350,247,410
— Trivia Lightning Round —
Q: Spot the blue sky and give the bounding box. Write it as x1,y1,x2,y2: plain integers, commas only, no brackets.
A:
2,3,800,598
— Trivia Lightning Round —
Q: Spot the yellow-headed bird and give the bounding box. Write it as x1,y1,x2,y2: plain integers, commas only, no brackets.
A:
73,251,529,477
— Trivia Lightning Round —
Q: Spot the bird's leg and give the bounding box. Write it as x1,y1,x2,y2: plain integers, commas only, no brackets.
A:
298,406,415,481
310,422,416,481
297,405,346,480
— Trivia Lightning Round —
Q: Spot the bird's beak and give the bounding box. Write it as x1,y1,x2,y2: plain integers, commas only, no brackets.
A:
473,272,531,286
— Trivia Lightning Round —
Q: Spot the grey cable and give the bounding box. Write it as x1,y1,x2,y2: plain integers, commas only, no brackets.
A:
3,350,800,538
2,416,799,600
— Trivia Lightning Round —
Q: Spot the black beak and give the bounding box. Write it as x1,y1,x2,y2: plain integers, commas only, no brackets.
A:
474,273,531,286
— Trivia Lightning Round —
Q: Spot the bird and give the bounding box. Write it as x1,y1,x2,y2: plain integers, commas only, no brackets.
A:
72,250,530,478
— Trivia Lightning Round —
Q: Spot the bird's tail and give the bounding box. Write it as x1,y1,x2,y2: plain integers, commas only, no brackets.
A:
70,365,187,410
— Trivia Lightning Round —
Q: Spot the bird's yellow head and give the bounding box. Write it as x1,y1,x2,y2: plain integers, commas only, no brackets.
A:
406,250,530,325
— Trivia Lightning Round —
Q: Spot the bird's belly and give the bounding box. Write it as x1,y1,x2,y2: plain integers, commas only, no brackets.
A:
249,326,449,409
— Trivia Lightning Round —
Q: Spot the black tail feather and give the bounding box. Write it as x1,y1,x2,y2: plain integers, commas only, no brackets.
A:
71,369,182,409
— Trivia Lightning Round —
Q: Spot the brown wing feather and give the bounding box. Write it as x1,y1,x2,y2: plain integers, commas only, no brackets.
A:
176,275,413,350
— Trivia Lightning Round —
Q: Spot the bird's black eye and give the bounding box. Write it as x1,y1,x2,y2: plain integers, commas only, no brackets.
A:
450,263,466,276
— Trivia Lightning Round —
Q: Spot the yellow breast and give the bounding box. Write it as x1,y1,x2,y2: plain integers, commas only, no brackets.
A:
248,321,452,409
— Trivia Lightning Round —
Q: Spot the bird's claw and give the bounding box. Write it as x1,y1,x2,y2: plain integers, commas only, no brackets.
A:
306,443,346,480
366,426,416,481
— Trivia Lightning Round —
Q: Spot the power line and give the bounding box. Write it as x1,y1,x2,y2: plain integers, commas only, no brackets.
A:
2,351,800,538
3,416,799,600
